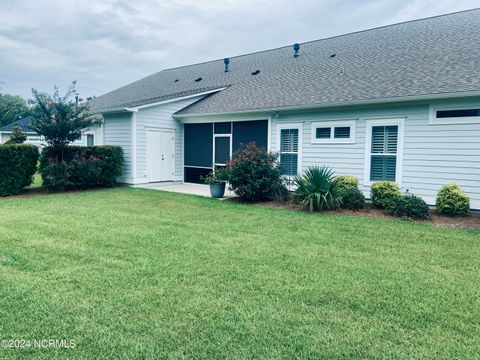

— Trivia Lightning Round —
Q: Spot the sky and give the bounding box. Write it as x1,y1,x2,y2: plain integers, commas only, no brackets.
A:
0,0,478,99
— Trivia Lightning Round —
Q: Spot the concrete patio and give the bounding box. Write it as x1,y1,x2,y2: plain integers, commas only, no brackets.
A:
136,182,236,199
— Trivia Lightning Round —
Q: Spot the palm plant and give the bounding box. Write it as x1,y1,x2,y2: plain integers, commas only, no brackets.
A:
294,166,342,212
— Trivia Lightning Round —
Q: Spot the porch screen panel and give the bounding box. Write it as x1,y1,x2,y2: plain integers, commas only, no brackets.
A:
232,120,268,152
215,137,230,165
184,123,213,167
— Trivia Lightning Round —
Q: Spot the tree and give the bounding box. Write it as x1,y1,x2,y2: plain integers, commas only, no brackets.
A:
30,81,100,160
5,125,27,144
0,93,31,127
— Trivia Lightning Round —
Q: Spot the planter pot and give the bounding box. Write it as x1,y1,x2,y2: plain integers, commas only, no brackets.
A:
209,183,226,198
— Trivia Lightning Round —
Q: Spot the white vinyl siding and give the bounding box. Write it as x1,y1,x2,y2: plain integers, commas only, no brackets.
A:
103,112,132,182
270,98,480,209
135,95,205,182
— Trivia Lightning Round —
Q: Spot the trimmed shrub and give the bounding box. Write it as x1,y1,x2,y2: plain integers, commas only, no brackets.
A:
340,187,366,210
294,166,342,211
371,181,401,209
387,194,431,220
334,176,365,210
0,144,39,196
436,183,470,217
227,142,284,202
39,146,123,191
334,176,359,192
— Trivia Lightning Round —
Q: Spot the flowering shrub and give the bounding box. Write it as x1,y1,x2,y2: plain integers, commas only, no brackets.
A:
227,142,285,202
39,146,123,191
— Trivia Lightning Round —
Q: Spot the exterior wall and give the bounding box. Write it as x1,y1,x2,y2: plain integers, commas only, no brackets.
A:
0,133,11,143
134,95,205,183
271,98,480,209
103,112,132,183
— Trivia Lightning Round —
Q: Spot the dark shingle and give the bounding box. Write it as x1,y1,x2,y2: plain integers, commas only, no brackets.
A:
0,116,34,132
89,9,480,115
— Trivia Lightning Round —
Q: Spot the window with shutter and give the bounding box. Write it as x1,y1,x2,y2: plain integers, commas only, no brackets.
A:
370,125,398,181
280,128,299,176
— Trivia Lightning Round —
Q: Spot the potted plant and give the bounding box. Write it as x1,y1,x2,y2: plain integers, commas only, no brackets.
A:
202,167,229,198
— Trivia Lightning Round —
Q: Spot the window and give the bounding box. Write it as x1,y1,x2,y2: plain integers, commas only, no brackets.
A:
277,123,302,177
280,129,299,176
87,134,94,147
316,128,331,139
370,126,398,181
311,120,356,143
364,118,404,186
436,109,480,118
429,104,480,125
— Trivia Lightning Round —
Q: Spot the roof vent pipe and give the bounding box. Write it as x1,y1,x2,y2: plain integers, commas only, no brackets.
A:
293,43,300,57
224,58,230,72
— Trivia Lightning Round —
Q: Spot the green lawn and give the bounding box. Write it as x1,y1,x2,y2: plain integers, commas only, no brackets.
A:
0,188,479,359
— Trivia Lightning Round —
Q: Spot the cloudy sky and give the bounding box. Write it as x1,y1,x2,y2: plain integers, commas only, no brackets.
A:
0,0,478,99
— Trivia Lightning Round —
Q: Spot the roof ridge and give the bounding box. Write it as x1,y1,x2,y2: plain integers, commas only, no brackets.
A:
161,7,480,72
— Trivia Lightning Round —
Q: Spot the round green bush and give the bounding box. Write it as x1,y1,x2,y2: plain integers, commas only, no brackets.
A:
387,194,431,220
371,181,401,209
339,187,365,210
227,142,284,202
334,176,359,192
0,144,39,196
436,183,470,217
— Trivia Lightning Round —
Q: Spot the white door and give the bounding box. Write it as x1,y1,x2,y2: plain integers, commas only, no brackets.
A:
147,129,175,182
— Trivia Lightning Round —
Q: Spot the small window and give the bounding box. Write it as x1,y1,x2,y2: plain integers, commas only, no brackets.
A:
436,109,480,118
334,127,350,139
430,104,480,125
311,120,356,144
316,128,331,139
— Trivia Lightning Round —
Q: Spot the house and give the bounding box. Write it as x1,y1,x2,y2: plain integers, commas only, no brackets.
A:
0,116,102,147
90,9,480,209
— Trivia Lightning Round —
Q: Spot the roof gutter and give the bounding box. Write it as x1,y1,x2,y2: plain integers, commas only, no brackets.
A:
172,90,480,119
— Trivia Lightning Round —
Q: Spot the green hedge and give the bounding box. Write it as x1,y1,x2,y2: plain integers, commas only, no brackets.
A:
387,194,431,220
371,181,402,209
436,183,470,217
0,144,39,196
39,146,124,191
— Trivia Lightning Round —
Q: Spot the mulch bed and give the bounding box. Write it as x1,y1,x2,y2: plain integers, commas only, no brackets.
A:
226,198,480,230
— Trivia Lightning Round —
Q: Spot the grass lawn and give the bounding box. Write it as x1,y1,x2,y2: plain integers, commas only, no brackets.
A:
0,188,479,359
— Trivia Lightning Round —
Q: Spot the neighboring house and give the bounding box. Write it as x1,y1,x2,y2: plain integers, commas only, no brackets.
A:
0,116,102,148
90,9,480,209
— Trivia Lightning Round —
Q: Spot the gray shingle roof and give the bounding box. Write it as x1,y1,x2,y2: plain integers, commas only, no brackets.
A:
0,116,34,133
90,9,480,115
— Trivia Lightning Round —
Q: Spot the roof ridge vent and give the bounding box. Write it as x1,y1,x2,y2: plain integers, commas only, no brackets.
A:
293,43,300,57
224,58,230,72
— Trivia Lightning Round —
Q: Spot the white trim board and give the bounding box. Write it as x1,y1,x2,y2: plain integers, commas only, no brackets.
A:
363,118,405,187
125,88,226,112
